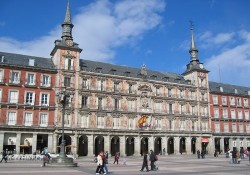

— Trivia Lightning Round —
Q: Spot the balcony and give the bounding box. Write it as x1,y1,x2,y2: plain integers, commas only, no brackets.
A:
0,78,7,85
9,80,22,86
40,82,52,89
0,98,56,108
24,81,37,88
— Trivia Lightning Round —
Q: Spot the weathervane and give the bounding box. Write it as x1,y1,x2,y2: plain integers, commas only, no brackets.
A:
189,20,194,30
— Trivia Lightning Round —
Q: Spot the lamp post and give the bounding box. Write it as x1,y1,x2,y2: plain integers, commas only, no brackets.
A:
51,91,77,167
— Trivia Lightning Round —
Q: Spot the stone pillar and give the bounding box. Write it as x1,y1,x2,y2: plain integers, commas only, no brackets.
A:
73,133,78,156
47,134,53,153
32,133,37,153
149,136,154,151
88,135,94,157
104,135,110,153
220,137,224,153
186,137,192,154
53,133,58,153
208,137,214,155
229,137,233,150
174,137,180,155
242,138,247,149
196,137,202,152
162,136,167,156
236,138,240,150
134,136,141,156
0,132,4,152
16,133,21,154
120,136,126,157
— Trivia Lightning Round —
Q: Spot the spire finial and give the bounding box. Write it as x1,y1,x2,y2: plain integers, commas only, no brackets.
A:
189,21,199,61
64,0,71,23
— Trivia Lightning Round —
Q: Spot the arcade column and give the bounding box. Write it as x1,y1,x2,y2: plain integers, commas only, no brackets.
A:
87,135,94,156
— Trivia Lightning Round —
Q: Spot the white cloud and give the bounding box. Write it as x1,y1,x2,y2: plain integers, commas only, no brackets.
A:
0,0,165,62
205,31,250,86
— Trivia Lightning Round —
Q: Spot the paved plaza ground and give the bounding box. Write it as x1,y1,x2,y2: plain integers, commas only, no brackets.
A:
0,154,249,175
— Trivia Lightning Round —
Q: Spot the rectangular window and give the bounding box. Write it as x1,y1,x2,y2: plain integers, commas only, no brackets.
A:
64,77,71,87
40,113,48,127
0,89,2,102
7,111,17,125
27,73,36,85
231,109,236,119
82,96,88,108
41,75,51,87
232,123,237,133
156,88,160,96
114,99,119,110
98,97,102,110
128,84,132,93
25,92,34,105
114,83,119,92
222,96,227,105
243,99,248,107
9,91,18,103
0,69,3,83
214,108,219,118
222,109,228,118
169,104,173,114
82,79,88,89
237,98,242,106
245,111,249,120
41,93,49,106
10,71,20,84
168,89,172,97
224,123,229,133
246,124,250,133
239,124,244,133
24,112,33,126
215,123,220,133
213,96,218,105
230,97,235,106
238,110,243,119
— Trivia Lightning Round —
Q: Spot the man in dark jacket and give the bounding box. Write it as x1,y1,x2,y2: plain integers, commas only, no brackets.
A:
140,152,149,172
149,150,156,171
0,150,7,163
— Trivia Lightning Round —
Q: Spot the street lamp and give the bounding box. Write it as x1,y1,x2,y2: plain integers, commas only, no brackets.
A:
51,91,77,167
56,91,74,158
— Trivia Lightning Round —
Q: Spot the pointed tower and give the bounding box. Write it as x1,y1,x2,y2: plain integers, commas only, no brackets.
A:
182,23,212,154
182,23,209,85
50,0,82,155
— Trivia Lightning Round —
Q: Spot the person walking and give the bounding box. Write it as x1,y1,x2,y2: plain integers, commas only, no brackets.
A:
113,152,120,165
197,150,200,159
140,152,149,172
0,150,7,163
232,148,237,164
105,151,109,164
149,150,156,171
103,152,109,174
163,148,166,156
96,151,105,175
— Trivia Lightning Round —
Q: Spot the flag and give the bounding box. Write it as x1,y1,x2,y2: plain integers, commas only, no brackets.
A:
137,114,153,128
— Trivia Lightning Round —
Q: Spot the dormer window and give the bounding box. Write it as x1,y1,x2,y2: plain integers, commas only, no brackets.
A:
28,59,35,66
234,89,238,94
151,75,157,79
124,71,131,77
163,77,169,82
110,69,116,75
1,56,5,63
96,67,102,73
219,86,223,92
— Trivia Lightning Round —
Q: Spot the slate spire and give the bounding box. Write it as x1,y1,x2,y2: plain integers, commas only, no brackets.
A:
61,0,74,41
189,22,199,62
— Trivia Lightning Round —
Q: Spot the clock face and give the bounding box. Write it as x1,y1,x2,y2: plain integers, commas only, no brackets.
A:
66,40,73,46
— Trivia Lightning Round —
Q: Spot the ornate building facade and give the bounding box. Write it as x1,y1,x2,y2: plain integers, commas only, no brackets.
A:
50,1,212,157
209,82,250,153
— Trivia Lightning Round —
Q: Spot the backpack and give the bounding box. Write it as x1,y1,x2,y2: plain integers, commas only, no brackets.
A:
155,155,158,161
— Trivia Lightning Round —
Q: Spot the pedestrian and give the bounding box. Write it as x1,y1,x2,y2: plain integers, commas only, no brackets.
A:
96,151,106,175
0,150,7,163
232,148,237,164
149,150,156,171
113,152,120,165
197,150,200,159
140,152,149,172
103,152,109,174
105,151,109,164
163,148,166,156
240,148,244,159
201,150,205,159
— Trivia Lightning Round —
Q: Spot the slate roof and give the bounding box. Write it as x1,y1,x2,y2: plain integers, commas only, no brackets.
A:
79,59,189,85
209,81,250,96
0,51,55,70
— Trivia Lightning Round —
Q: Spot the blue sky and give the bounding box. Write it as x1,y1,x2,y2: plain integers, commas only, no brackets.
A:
0,0,250,86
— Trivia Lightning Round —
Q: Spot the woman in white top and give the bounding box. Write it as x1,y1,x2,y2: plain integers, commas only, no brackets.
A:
96,151,106,175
